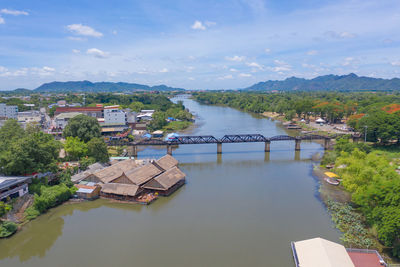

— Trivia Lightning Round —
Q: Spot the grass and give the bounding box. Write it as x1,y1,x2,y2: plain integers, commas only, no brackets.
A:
162,121,192,132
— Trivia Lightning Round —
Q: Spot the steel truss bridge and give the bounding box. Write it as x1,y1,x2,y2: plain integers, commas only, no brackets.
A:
107,134,337,156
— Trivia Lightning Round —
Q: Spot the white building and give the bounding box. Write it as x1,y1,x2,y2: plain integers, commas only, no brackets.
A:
18,111,44,129
0,103,18,119
54,112,82,129
104,106,126,125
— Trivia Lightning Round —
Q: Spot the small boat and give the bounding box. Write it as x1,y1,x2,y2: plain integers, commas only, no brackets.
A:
324,177,340,186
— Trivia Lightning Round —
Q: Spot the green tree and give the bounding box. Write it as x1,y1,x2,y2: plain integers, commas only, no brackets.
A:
64,137,88,160
87,137,109,163
148,111,167,131
63,114,101,143
129,101,144,112
0,201,11,218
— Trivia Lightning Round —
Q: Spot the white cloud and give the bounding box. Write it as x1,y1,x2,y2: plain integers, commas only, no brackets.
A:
269,60,292,72
0,66,8,72
42,66,55,72
191,21,206,30
0,9,28,16
307,50,318,56
324,31,356,39
159,68,169,73
188,77,195,80
225,55,246,62
67,24,103,38
246,62,263,70
185,66,195,72
229,68,238,72
0,17,4,24
86,48,108,58
265,48,271,54
391,61,400,66
239,73,252,77
67,36,86,41
218,74,233,80
205,21,216,27
342,57,355,66
72,49,80,54
112,30,118,35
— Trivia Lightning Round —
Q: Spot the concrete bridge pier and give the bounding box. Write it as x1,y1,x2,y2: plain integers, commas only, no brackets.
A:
324,138,330,150
217,142,222,154
167,145,173,155
127,145,137,158
264,141,271,152
295,138,301,151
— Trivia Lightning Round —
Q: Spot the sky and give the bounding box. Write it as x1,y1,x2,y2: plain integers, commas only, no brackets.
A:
1,0,400,90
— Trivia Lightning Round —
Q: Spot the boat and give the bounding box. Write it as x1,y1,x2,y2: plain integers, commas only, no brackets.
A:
324,177,340,186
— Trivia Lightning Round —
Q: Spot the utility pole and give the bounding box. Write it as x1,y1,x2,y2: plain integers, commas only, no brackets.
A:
364,125,368,142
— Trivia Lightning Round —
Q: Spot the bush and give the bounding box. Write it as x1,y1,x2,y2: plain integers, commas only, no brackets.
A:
32,184,75,214
0,221,18,237
24,206,40,220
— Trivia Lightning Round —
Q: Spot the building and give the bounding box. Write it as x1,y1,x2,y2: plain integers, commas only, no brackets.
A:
0,176,30,201
0,103,18,119
74,183,101,199
291,237,386,267
17,111,44,128
54,112,83,129
54,107,103,118
104,106,126,125
85,159,141,184
71,162,107,183
142,166,186,196
100,183,143,201
57,100,67,107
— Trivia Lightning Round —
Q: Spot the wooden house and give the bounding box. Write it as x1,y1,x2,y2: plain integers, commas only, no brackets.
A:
74,183,101,199
100,183,143,201
143,166,186,196
86,159,140,184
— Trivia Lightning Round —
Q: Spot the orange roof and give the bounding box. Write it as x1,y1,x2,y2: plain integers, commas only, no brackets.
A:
348,251,384,267
382,104,400,114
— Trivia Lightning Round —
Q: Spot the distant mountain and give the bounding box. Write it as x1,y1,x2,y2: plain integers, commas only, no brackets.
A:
242,73,400,91
33,81,185,92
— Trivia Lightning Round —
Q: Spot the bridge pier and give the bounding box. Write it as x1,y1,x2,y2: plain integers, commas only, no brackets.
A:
324,138,330,150
295,138,301,151
217,142,222,154
264,141,271,152
127,145,137,158
167,145,173,155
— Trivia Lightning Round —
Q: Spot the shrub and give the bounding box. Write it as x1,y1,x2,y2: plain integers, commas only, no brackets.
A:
0,221,18,237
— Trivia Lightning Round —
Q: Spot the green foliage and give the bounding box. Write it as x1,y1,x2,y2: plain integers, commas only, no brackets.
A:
326,200,375,248
32,184,74,214
64,137,88,160
0,121,61,175
79,156,96,170
24,206,40,220
335,138,371,153
0,201,11,217
148,111,167,131
63,114,101,142
162,121,191,131
87,137,109,163
129,101,144,112
0,221,18,238
321,151,338,166
28,177,47,195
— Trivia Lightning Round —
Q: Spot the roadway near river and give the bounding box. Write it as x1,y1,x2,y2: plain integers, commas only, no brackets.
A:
0,96,341,267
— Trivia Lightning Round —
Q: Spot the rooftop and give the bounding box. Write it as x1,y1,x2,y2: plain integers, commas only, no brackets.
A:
347,249,386,267
0,176,30,191
101,183,142,197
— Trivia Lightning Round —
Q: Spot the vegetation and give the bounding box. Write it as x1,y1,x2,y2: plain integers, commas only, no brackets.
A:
0,201,11,218
0,120,61,175
63,114,101,142
0,221,17,238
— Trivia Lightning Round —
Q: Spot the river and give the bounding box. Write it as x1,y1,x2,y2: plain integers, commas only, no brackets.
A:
0,96,341,267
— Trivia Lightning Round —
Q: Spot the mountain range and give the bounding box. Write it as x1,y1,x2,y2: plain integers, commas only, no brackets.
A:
242,73,400,91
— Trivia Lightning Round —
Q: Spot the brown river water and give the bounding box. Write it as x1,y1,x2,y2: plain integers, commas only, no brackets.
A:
0,96,340,267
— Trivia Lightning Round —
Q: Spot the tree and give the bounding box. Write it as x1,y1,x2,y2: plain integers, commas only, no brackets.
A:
63,114,101,142
0,201,11,218
87,137,109,163
64,137,88,160
148,112,167,131
129,101,144,112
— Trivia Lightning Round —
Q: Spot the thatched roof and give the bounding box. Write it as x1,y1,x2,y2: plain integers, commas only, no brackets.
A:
71,162,106,183
125,163,163,185
101,183,142,197
143,166,185,191
93,159,139,183
154,154,178,171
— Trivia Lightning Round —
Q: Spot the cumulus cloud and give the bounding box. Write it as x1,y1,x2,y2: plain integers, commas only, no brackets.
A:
269,60,292,72
229,68,238,72
391,61,400,66
67,24,103,38
265,48,271,54
0,9,29,16
0,66,55,77
307,50,318,56
86,48,108,58
225,55,246,62
159,68,169,73
239,73,252,77
191,21,206,30
0,17,4,24
72,49,80,54
246,62,263,70
324,31,356,39
218,74,233,80
342,57,355,66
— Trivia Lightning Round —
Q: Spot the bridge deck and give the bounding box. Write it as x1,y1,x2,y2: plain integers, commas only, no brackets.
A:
107,134,333,146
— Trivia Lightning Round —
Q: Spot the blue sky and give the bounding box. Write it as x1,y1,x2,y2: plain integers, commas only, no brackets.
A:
1,0,400,90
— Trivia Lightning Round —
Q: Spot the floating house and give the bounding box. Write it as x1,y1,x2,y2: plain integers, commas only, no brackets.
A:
143,167,186,196
75,183,101,200
100,183,143,201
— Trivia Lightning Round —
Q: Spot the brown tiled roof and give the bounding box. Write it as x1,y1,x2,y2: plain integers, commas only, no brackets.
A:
154,154,178,170
143,166,185,191
101,183,142,197
55,107,103,113
125,163,163,185
92,159,139,183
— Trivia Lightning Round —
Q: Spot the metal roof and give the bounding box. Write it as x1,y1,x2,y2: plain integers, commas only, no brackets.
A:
0,176,30,191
